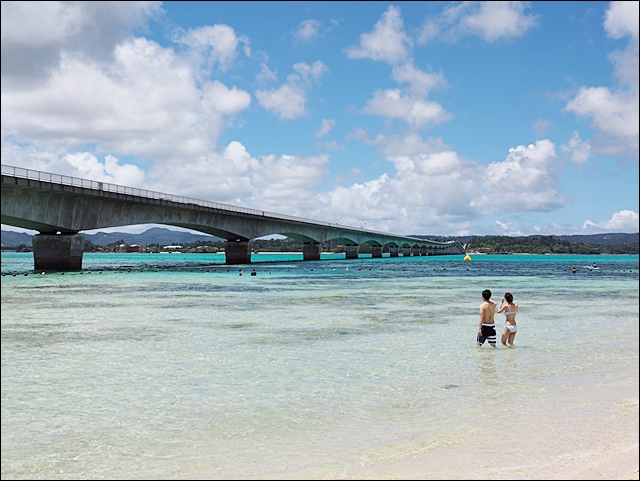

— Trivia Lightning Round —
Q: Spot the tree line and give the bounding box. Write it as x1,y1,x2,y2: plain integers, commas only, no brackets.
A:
74,235,638,255
8,235,637,255
464,235,637,254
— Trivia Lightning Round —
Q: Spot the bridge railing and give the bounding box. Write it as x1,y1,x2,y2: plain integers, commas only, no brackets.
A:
2,164,328,223
2,164,463,249
1,164,343,228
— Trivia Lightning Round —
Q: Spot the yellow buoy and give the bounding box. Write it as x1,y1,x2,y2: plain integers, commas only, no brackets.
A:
463,254,471,261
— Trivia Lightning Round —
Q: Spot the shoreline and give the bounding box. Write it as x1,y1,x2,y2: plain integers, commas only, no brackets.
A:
329,382,639,480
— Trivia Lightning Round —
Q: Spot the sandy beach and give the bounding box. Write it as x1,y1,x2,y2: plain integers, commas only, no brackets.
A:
332,382,639,480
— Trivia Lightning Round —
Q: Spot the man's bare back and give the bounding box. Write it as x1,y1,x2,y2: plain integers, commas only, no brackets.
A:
480,299,497,325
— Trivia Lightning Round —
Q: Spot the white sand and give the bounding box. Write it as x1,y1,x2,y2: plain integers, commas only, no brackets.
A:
331,384,639,480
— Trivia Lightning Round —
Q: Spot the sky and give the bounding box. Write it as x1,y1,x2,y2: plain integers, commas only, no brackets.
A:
1,1,638,238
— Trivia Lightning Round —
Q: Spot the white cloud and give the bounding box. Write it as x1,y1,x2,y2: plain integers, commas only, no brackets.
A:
358,62,451,132
316,140,345,152
315,119,336,138
293,18,339,46
256,63,277,84
1,1,162,87
255,84,307,121
561,131,591,164
1,36,252,161
418,1,538,44
295,19,321,43
176,24,250,73
255,61,327,120
362,88,452,129
582,210,639,233
459,1,539,42
202,80,251,116
250,154,330,213
566,87,638,138
564,1,639,156
307,138,566,234
317,174,396,228
65,152,146,186
344,5,411,64
391,63,448,96
291,61,328,83
0,144,145,190
377,134,449,157
1,1,85,46
532,118,553,138
144,141,259,203
479,140,564,212
604,1,639,40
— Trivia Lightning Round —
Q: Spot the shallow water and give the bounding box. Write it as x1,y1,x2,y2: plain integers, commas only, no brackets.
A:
2,252,638,479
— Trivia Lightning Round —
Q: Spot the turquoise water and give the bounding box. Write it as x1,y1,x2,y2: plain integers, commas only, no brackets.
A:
1,252,638,479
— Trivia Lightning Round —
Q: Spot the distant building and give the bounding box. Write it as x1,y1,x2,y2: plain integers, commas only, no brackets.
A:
119,243,141,252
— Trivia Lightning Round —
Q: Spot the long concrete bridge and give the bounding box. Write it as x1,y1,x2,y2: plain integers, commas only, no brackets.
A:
1,164,466,271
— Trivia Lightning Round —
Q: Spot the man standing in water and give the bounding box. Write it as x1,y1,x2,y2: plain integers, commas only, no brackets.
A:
477,289,497,348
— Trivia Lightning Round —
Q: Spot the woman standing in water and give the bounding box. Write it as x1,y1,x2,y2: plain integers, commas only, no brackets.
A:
498,292,518,347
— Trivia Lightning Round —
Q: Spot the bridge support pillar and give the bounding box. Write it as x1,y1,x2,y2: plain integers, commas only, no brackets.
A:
303,243,321,261
389,246,399,257
225,240,251,264
32,233,85,271
345,244,359,259
371,246,382,258
402,247,411,256
412,246,421,256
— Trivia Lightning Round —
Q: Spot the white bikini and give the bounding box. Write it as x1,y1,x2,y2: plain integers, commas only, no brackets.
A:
503,308,517,332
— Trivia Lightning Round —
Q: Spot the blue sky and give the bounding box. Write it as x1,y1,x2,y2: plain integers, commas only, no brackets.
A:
1,1,638,237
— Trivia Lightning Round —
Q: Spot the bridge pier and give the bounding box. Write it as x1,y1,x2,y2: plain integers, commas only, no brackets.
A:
345,244,359,259
371,246,382,258
402,246,412,256
389,246,399,257
225,240,251,264
32,233,85,271
412,246,421,256
303,242,321,261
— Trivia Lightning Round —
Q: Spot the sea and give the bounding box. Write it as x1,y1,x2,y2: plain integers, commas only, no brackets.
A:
1,251,638,480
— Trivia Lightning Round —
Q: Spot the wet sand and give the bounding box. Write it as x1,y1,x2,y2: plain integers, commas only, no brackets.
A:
333,381,639,480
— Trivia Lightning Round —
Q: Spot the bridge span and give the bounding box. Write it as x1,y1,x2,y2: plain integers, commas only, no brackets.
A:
1,164,466,271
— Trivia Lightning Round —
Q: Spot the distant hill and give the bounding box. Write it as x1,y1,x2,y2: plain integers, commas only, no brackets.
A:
2,230,34,247
2,228,638,249
84,227,223,246
548,233,638,245
1,227,222,248
412,233,639,245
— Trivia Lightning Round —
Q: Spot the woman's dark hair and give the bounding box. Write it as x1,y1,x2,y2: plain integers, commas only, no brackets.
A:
505,292,514,303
